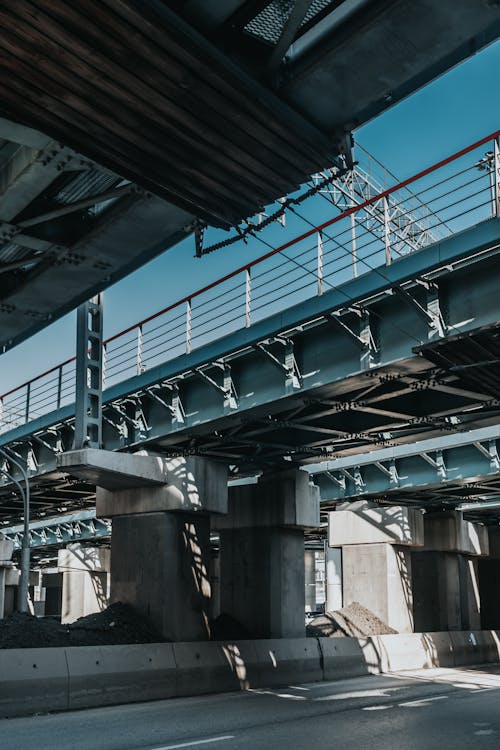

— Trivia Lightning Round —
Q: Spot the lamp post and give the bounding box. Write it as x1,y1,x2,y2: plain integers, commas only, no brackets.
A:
0,449,30,613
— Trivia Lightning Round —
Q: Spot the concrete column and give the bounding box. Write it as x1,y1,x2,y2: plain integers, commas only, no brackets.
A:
208,546,221,622
413,511,488,631
58,545,110,624
325,546,343,613
4,569,20,617
93,454,228,641
412,551,462,631
41,572,63,617
0,568,5,620
328,503,423,633
343,543,414,632
213,470,320,639
479,526,500,628
111,512,211,641
0,535,14,620
305,550,316,613
220,526,305,638
459,555,482,630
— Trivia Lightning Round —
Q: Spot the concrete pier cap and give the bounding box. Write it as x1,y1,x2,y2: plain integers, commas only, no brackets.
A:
213,468,320,530
422,511,489,556
328,501,424,547
57,449,228,517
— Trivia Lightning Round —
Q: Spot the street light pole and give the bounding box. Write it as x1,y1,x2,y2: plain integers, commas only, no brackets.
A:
0,449,30,613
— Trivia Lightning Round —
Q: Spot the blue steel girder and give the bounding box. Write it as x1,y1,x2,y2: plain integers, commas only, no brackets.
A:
310,424,500,505
0,218,499,508
2,510,111,551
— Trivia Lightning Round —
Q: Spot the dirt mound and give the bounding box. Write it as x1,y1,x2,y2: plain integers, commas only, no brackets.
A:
306,601,397,638
210,612,252,641
0,602,166,649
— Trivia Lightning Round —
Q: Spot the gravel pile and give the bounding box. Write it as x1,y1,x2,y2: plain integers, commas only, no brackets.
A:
306,601,397,638
0,603,165,649
210,613,252,641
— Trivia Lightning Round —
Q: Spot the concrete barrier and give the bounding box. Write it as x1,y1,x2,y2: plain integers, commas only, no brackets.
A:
449,630,500,667
66,643,177,709
173,642,240,697
420,632,454,667
0,648,69,717
220,640,259,689
371,634,432,673
318,637,378,680
0,630,499,718
249,638,323,687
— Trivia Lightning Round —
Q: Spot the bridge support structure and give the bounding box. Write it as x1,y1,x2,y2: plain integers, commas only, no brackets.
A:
478,527,500,629
328,503,424,633
412,511,489,632
92,453,228,642
0,535,14,619
57,544,110,624
213,470,320,639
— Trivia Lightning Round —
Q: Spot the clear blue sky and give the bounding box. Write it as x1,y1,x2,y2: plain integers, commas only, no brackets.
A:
1,39,499,394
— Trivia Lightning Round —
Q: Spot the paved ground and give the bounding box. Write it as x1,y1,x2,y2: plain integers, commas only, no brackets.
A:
2,665,500,749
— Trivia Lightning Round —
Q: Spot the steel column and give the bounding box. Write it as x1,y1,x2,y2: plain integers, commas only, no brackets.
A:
74,294,104,450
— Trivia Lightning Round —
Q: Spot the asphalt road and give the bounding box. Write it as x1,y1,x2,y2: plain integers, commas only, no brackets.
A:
2,665,500,750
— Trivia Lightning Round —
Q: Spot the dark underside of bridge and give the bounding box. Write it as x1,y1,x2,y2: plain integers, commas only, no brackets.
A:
2,321,500,526
0,0,499,350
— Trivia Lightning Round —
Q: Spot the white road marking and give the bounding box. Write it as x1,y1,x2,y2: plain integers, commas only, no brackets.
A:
399,695,449,707
151,736,234,750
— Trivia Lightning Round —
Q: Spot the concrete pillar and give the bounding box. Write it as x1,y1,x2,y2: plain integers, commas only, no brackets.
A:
325,546,343,613
41,571,63,617
111,512,211,641
413,511,488,631
0,535,14,619
58,545,110,624
412,551,462,631
305,550,316,612
208,546,221,622
328,503,423,633
213,470,320,639
95,454,228,641
479,526,500,628
343,543,414,632
4,569,20,617
0,568,5,620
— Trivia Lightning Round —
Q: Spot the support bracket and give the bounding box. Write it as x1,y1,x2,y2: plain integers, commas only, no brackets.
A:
254,338,302,390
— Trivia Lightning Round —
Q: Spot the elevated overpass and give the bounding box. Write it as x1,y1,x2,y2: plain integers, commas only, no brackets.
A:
1,0,499,350
0,130,499,524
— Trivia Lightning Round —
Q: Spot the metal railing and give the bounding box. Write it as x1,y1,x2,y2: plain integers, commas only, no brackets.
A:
1,130,499,434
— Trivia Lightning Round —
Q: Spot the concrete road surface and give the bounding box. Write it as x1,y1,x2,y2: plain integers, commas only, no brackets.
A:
2,665,500,750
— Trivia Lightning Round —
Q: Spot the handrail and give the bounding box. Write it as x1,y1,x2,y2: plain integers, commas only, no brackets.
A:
1,128,499,411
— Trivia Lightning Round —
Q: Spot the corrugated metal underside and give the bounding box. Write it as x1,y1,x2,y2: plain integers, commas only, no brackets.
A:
0,0,336,229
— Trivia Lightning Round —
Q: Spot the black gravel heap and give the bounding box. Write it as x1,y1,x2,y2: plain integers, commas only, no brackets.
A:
0,602,166,649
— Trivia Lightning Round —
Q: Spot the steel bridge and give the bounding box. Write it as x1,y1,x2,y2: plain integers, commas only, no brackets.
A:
1,1,499,352
0,130,500,527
